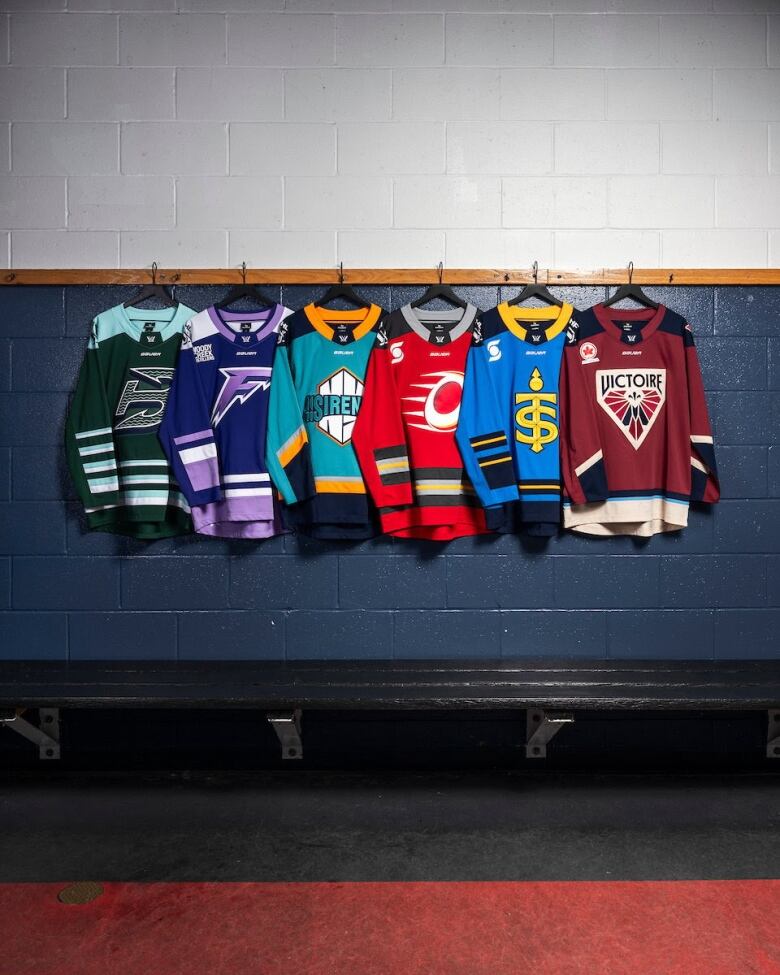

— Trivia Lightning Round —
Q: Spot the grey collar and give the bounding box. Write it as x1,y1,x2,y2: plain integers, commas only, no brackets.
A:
400,303,477,344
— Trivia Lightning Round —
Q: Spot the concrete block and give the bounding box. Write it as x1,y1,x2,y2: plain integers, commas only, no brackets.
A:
338,13,443,66
122,121,226,175
393,67,499,121
176,176,282,230
120,12,225,66
504,176,606,228
231,123,335,176
339,122,444,175
228,13,333,66
286,175,391,229
68,67,174,120
176,67,284,121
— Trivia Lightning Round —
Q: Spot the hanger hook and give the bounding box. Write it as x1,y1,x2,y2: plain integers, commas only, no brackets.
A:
437,261,443,285
339,261,344,285
241,260,247,285
532,260,538,285
628,260,634,285
151,261,158,285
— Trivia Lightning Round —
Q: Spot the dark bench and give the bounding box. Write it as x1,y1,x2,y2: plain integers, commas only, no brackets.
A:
2,659,779,762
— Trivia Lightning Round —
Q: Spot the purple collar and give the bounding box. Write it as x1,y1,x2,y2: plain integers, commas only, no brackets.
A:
206,304,285,345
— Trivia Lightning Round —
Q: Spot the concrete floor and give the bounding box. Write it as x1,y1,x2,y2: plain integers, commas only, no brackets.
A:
1,770,778,882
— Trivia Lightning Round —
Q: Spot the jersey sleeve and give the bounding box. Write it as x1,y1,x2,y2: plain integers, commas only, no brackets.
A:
265,340,315,505
158,327,222,508
559,341,608,505
456,342,519,507
684,324,719,503
352,337,413,509
65,323,121,514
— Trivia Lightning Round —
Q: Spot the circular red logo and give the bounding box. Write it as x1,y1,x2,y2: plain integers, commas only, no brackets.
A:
580,341,598,362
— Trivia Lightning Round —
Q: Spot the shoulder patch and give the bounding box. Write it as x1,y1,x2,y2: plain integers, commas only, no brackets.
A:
276,318,289,346
376,323,388,348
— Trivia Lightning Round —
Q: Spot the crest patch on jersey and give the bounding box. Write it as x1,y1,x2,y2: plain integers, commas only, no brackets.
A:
211,366,272,427
514,367,558,453
304,367,364,445
402,371,464,433
596,368,666,450
114,366,174,432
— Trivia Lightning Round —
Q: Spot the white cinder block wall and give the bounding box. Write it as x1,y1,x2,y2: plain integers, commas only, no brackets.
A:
0,0,779,269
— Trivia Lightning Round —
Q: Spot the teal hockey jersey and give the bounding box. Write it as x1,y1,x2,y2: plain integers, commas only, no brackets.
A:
265,303,382,539
456,301,576,536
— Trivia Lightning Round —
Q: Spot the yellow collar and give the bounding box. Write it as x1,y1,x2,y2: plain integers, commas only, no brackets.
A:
305,303,381,343
496,301,573,342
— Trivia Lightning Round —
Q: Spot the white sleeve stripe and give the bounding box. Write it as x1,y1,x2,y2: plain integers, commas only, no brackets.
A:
82,461,117,474
78,443,115,457
575,449,603,478
75,426,113,440
691,435,713,444
179,443,218,465
691,457,708,473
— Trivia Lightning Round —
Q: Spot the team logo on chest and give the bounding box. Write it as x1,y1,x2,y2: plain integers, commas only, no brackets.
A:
115,367,174,432
514,367,558,453
211,366,272,427
402,371,463,433
596,368,666,449
304,368,363,445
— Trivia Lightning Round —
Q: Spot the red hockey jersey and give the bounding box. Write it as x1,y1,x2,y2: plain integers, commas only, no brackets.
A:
352,303,490,540
560,303,719,536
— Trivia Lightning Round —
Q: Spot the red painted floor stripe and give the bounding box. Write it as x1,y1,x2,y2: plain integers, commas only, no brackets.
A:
2,880,779,975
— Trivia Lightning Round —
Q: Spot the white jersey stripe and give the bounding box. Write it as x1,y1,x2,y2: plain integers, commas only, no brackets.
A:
75,426,113,440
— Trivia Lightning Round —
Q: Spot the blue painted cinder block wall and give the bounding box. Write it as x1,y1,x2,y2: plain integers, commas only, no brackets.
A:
0,283,778,662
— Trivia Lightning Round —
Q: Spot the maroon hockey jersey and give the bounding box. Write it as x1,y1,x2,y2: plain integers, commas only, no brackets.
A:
352,303,490,541
560,303,719,536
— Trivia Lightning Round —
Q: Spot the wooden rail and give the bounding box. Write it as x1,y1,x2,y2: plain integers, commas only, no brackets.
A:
1,268,780,286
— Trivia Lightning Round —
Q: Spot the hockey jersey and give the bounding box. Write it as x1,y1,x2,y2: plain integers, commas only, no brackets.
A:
560,302,719,536
352,303,490,541
158,304,291,538
265,303,382,539
65,302,195,539
456,301,575,536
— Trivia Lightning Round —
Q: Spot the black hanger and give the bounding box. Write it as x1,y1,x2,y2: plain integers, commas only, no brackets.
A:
603,262,659,310
507,261,562,308
411,262,467,309
317,263,369,309
216,262,276,310
124,262,176,308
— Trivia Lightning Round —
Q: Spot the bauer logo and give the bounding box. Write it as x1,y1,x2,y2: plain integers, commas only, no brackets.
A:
304,368,364,445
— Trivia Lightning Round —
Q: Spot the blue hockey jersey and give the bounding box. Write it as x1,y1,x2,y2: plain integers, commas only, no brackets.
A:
456,301,576,536
159,303,291,538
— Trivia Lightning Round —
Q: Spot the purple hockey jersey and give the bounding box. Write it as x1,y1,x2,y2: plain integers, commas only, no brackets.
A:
159,304,292,537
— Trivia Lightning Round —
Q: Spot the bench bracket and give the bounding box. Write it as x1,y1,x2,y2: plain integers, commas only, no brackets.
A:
768,710,780,759
526,708,574,759
267,708,303,760
0,707,60,760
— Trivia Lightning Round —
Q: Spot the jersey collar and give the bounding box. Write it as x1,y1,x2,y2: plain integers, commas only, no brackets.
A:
304,303,381,343
116,302,194,343
400,303,478,344
496,301,573,343
592,303,666,345
206,303,286,344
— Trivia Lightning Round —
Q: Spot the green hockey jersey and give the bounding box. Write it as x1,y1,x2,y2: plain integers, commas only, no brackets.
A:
66,302,195,539
265,303,382,539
